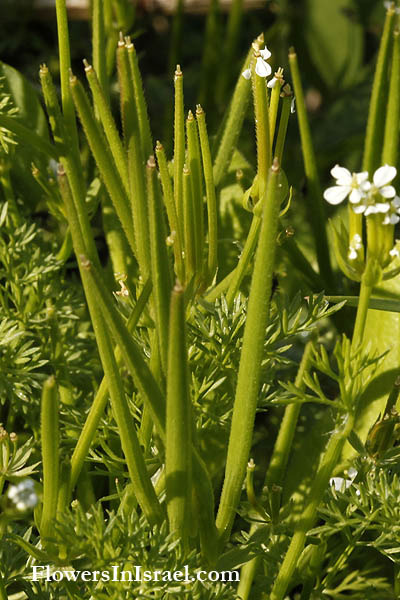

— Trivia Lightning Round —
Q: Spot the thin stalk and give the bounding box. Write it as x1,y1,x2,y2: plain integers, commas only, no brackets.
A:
363,3,395,174
289,48,333,285
268,70,284,148
147,155,173,374
266,342,314,487
117,34,137,147
155,141,185,282
91,0,108,103
168,0,184,78
128,135,150,278
126,37,153,160
270,413,355,600
238,343,314,599
382,29,400,165
70,279,152,491
166,283,192,548
78,252,218,558
173,65,185,228
252,46,271,193
55,0,80,153
225,215,261,307
84,60,129,194
351,277,373,350
183,165,197,282
216,160,281,542
274,88,292,163
40,376,59,543
186,110,204,274
59,168,163,525
196,105,218,285
213,39,255,186
69,73,135,252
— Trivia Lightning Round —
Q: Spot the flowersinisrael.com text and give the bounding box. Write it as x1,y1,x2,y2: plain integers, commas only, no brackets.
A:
32,564,240,584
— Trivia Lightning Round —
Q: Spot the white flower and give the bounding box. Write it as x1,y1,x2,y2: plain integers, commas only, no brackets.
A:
255,46,272,78
348,233,363,260
352,165,396,216
370,164,397,198
324,165,369,205
267,77,278,89
242,68,251,80
382,196,400,225
390,246,400,258
330,467,358,492
7,479,39,512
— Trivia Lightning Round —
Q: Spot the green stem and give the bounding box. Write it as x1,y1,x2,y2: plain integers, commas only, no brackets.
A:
196,105,218,286
116,34,138,148
212,38,256,186
166,283,192,548
147,155,173,374
238,342,314,599
363,3,395,174
252,46,271,201
288,48,333,285
126,37,153,161
183,164,197,282
40,376,59,543
274,89,292,163
382,28,400,165
268,71,284,149
186,110,204,277
69,279,152,491
225,215,261,308
84,60,129,194
55,0,80,154
270,413,355,600
128,135,150,278
155,141,185,282
217,0,244,106
351,277,373,350
173,65,185,232
216,160,281,542
59,167,163,525
69,73,134,252
91,0,108,103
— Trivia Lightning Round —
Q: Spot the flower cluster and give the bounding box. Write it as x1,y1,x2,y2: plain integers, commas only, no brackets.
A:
324,164,400,224
7,478,39,512
242,46,272,80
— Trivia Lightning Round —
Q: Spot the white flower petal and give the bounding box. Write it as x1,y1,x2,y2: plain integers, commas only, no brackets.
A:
255,57,271,77
330,165,352,183
380,185,396,198
349,188,363,203
242,68,251,80
352,204,366,214
364,205,377,216
355,171,369,183
390,214,400,224
390,246,400,257
267,77,277,88
348,248,358,260
392,196,400,208
373,164,397,187
323,185,350,205
375,202,390,213
290,97,296,113
260,46,271,60
352,234,362,244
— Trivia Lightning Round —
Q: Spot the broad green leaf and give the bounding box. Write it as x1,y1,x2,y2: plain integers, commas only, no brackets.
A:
342,277,400,461
304,0,363,89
